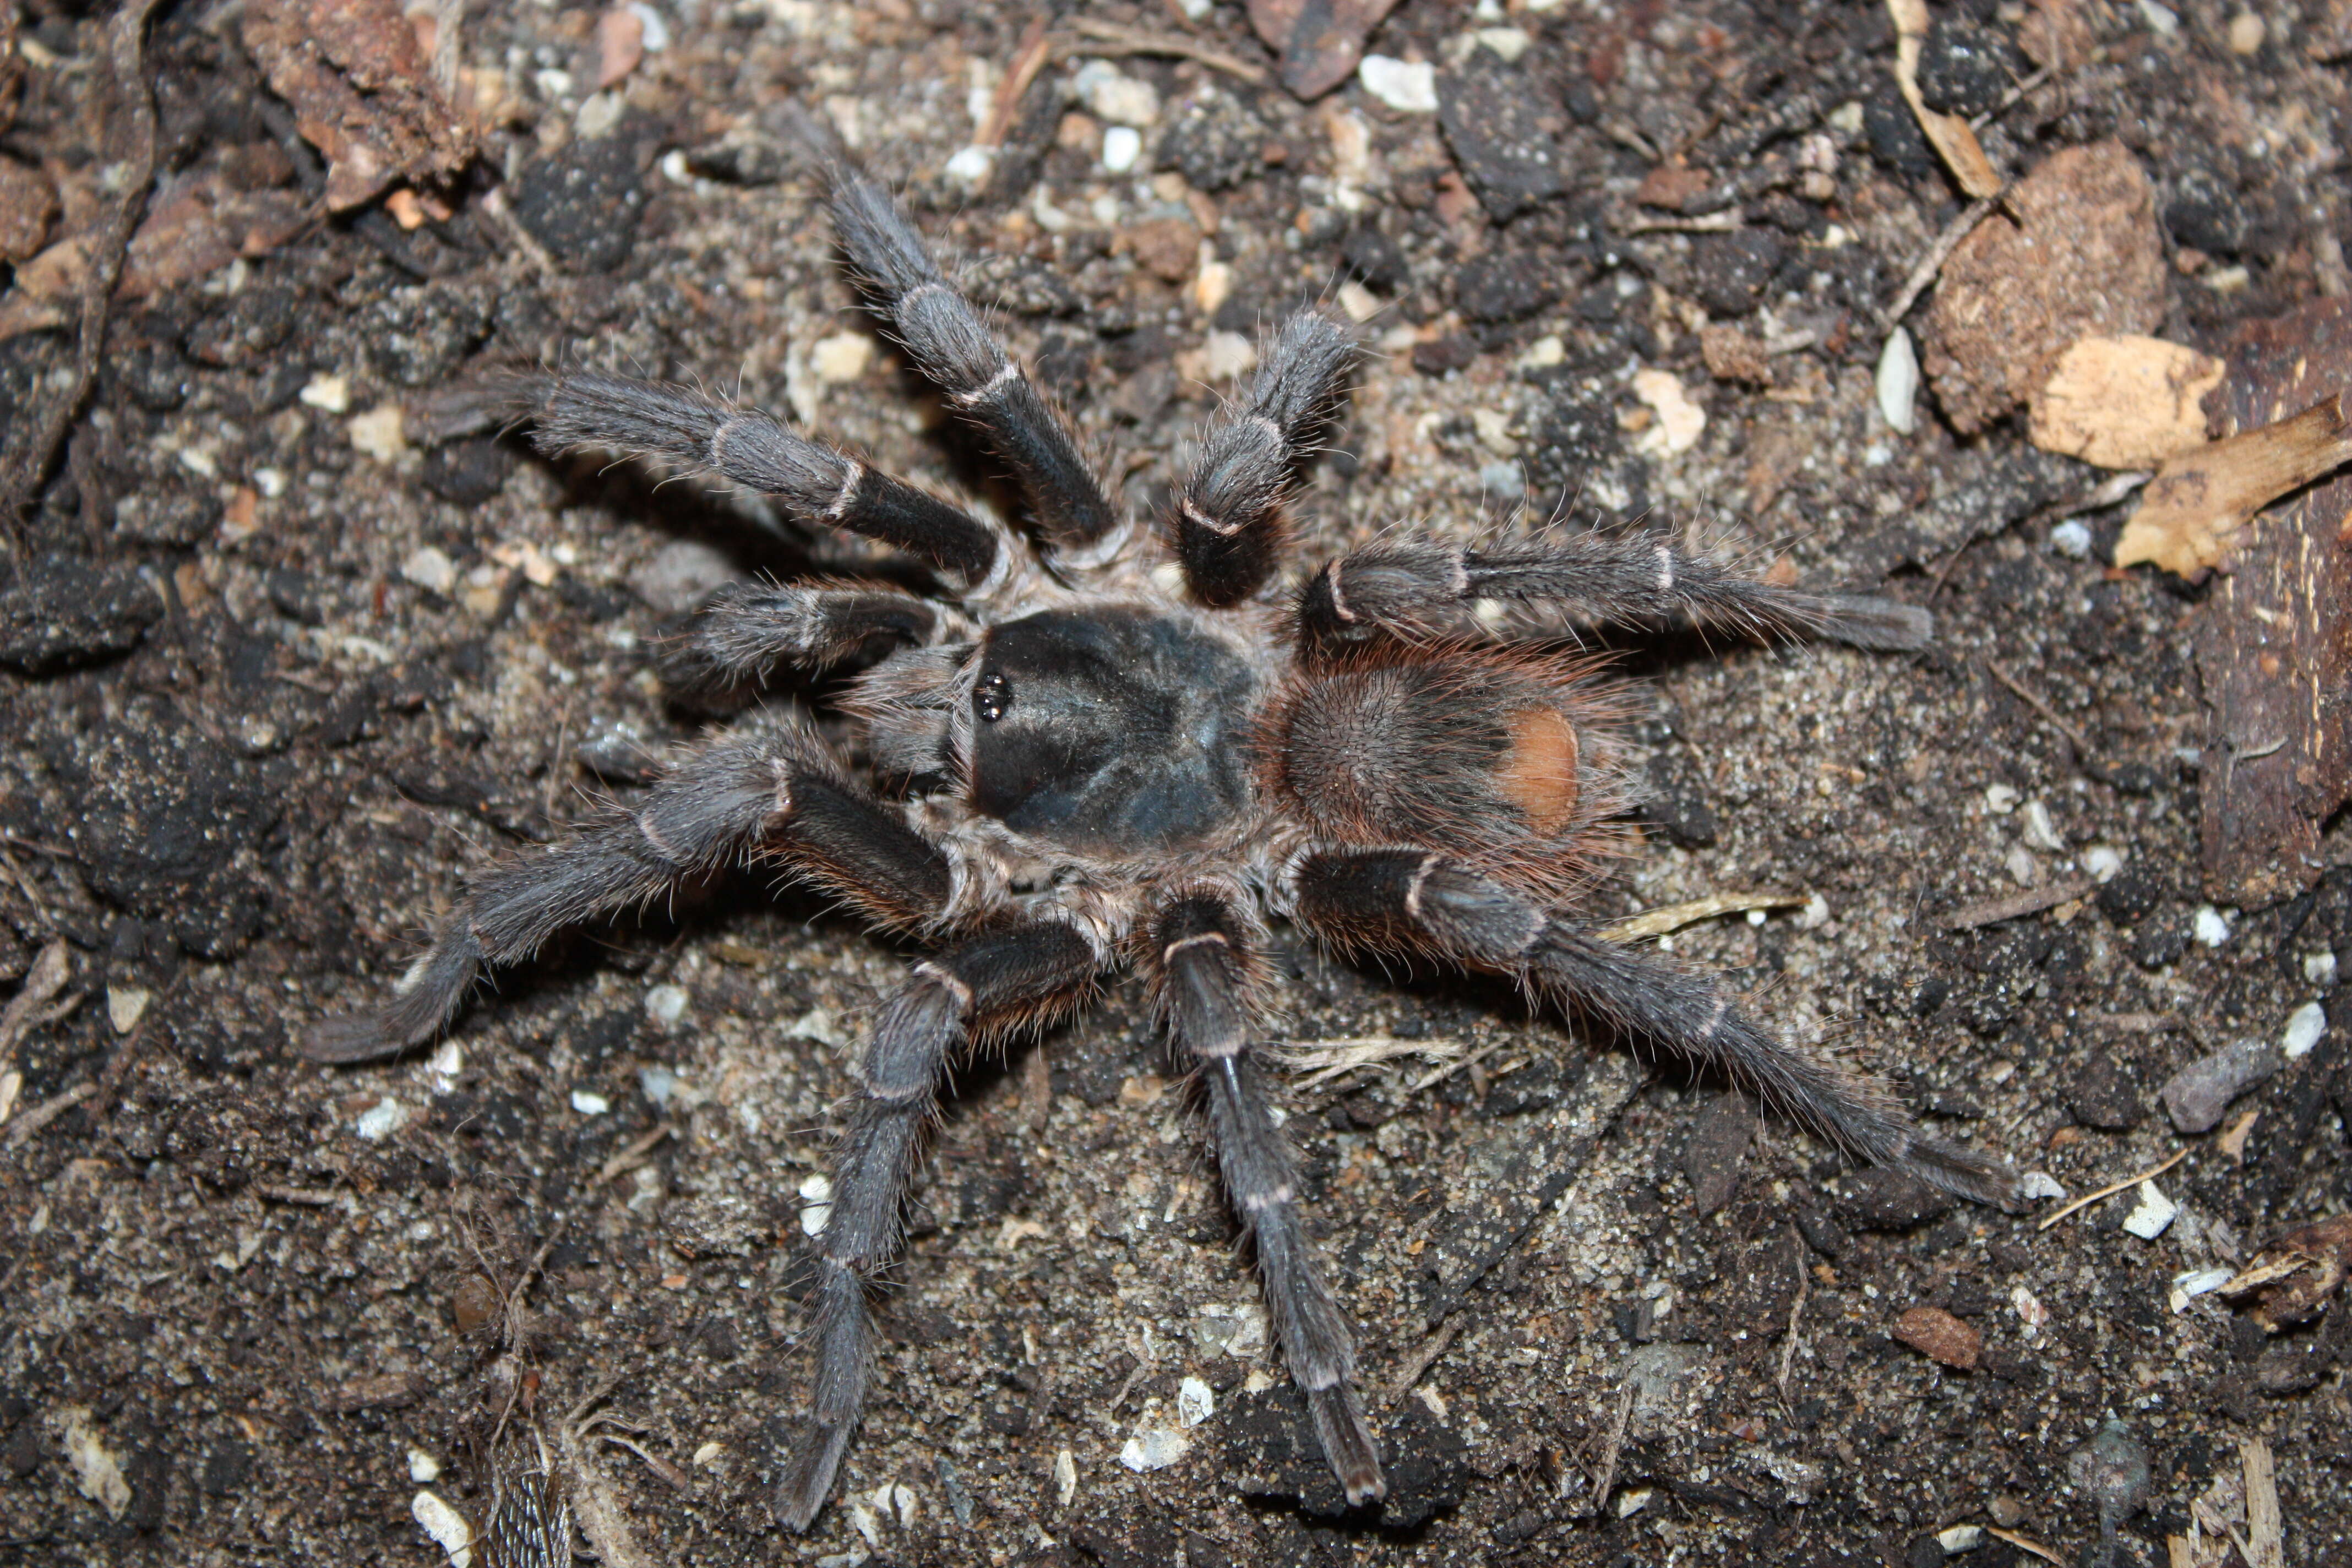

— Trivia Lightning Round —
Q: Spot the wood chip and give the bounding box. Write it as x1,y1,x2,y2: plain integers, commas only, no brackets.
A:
1892,1304,1981,1370
1601,892,1804,943
1941,878,2095,931
2114,394,2352,578
1885,0,2002,198
2242,1437,2284,1568
2030,334,2224,470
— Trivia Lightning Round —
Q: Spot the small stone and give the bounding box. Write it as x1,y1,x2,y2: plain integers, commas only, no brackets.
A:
1177,1376,1215,1428
1412,334,1476,376
1937,1525,1985,1554
2065,1050,2143,1131
1630,369,1706,456
798,1173,834,1237
421,437,516,505
2304,951,2337,987
2120,1179,2176,1239
356,1098,410,1140
1054,1448,1077,1505
644,982,690,1026
1074,62,1159,127
1838,1169,1953,1231
2159,1037,2283,1133
106,986,151,1034
1101,125,1143,173
2095,868,2159,921
1985,783,2019,814
2228,12,2265,53
407,1447,443,1483
401,547,458,595
1128,216,1200,284
412,1489,473,1564
185,286,298,368
2021,798,2065,852
1702,325,1772,384
2066,1420,2150,1542
512,129,649,274
1988,1495,2026,1528
1118,1422,1189,1471
1358,56,1438,113
0,554,162,673
1915,16,2026,117
2164,166,2248,257
2193,906,2232,946
300,373,350,413
2170,1266,2233,1312
1688,229,1785,318
570,1089,610,1115
1436,53,1565,219
349,404,408,463
0,157,58,262
1893,1305,1981,1370
810,331,875,384
627,540,734,614
2050,519,2094,558
1158,89,1264,192
2281,1000,2326,1059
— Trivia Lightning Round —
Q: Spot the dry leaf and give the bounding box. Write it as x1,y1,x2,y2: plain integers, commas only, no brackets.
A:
595,6,645,92
1885,0,2002,199
2115,395,2352,578
2030,334,2223,469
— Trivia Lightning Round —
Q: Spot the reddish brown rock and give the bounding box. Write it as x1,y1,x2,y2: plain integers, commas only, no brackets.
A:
1893,1305,1982,1370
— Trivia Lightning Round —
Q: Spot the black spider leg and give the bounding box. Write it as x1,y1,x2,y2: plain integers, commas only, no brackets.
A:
1148,894,1386,1505
828,173,1117,551
521,369,1004,590
1298,533,1933,655
1288,850,2018,1206
778,919,1102,1531
305,718,952,1062
672,579,940,685
1169,311,1358,607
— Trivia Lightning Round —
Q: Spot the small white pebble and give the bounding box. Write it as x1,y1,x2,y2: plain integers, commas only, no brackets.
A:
1197,330,1258,381
644,983,690,1025
2226,11,2264,52
2011,1282,2050,1329
1746,908,1767,926
2282,1000,2327,1059
1335,278,1380,323
1939,1525,1985,1553
1358,55,1438,113
1472,26,1531,61
943,144,994,186
629,1,670,51
2139,0,2180,36
412,1489,473,1567
810,331,875,384
401,547,458,595
798,1172,835,1237
1175,1376,1215,1428
177,445,219,480
1516,334,1565,370
1875,327,1918,434
349,404,407,462
1054,1447,1077,1506
2305,951,2339,987
1118,1423,1191,1472
253,466,287,498
2170,1266,2234,1313
2004,844,2041,888
1984,783,2019,814
2083,846,2125,883
1195,257,1235,317
2021,799,2064,852
356,1098,409,1141
785,1006,845,1046
1074,62,1160,127
408,1447,443,1483
1415,1384,1450,1420
2193,906,2231,948
300,373,350,413
693,1441,725,1467
1100,124,1142,173
1796,893,1830,930
570,1089,611,1116
1630,368,1705,456
639,1066,678,1107
1616,1485,1653,1518
2018,1172,2067,1202
2122,1179,2177,1240
106,986,150,1035
2049,519,2094,559
848,1500,881,1547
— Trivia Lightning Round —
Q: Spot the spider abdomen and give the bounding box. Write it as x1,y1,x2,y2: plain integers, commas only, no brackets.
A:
965,608,1260,854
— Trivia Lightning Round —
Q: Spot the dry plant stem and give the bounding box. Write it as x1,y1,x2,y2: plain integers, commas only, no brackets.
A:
1883,0,2002,197
0,940,70,1061
0,0,165,545
977,16,1052,149
1600,892,1803,943
1383,1317,1463,1403
2036,1147,2190,1231
1986,658,2094,759
1776,1237,1812,1407
1589,1379,1635,1518
1883,196,1999,328
2,1080,96,1147
1985,1526,2068,1566
1942,878,2095,932
1059,17,1270,85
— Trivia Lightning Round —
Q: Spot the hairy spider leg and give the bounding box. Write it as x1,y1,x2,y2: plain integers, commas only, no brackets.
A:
1168,310,1359,607
518,369,1006,590
1147,894,1387,1505
672,579,942,685
302,717,951,1063
777,919,1103,1532
1289,849,2019,1207
827,173,1118,551
1299,534,1935,655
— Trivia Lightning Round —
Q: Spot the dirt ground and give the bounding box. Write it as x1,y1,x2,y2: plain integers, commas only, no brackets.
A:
1,1,2349,1564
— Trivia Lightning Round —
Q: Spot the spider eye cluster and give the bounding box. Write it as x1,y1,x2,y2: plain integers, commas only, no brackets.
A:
974,670,1010,722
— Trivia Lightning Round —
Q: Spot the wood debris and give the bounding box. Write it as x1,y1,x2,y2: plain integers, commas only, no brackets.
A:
2223,1213,2352,1331
1246,0,1399,100
2114,396,2352,578
1885,0,2002,198
240,0,475,212
2030,335,2223,470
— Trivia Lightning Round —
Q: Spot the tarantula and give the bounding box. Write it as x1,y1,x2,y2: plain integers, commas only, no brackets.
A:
308,170,2017,1530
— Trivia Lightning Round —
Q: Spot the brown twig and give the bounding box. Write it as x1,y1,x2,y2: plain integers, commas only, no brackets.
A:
1985,658,2094,759
978,16,1054,149
254,1183,344,1207
1588,1379,1635,1518
2,1080,96,1147
0,0,165,547
2036,1148,2190,1232
1384,1317,1463,1403
1941,878,2096,931
1775,1232,1812,1408
1057,17,1270,85
1881,195,1997,329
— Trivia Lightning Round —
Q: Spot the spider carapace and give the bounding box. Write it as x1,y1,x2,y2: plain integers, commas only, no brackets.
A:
308,167,2017,1532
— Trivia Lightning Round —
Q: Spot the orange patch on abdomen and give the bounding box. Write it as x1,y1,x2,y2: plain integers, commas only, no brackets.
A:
1496,707,1581,834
